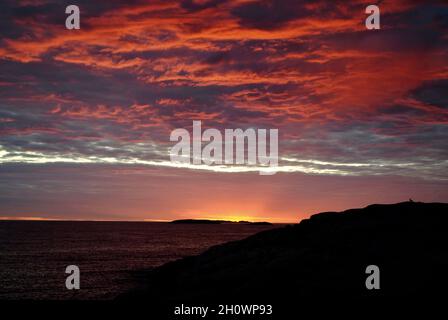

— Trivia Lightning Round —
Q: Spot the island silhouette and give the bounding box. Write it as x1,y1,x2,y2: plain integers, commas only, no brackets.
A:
171,219,273,225
121,201,448,301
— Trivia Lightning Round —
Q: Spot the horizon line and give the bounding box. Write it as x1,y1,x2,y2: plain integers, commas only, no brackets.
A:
0,216,296,224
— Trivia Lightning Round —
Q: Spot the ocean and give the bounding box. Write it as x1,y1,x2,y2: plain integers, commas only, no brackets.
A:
0,220,277,300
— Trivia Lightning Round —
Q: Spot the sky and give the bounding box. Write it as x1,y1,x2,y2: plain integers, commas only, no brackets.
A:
0,0,447,223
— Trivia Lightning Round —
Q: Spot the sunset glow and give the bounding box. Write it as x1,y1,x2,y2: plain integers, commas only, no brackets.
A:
1,0,447,222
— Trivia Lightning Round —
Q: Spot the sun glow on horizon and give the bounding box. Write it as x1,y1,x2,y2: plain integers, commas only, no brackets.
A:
0,216,56,221
188,214,295,224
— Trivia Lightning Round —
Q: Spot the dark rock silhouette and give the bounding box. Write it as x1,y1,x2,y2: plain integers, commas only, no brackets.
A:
122,202,448,301
171,219,223,224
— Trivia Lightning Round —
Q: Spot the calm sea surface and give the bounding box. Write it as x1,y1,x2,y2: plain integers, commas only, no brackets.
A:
0,220,277,300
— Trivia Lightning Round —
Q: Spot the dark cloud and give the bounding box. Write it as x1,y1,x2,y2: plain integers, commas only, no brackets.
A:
377,104,427,116
411,79,448,109
230,0,362,30
181,0,226,12
231,0,312,30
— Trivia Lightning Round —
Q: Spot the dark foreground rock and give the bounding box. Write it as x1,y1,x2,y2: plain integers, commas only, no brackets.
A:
121,202,448,300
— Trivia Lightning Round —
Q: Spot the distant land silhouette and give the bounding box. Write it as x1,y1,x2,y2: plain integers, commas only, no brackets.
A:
122,202,448,301
171,219,273,225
